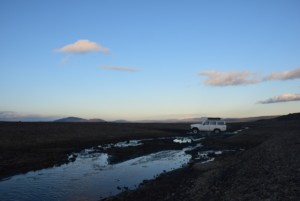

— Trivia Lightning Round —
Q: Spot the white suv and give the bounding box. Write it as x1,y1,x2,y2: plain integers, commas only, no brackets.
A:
190,118,226,134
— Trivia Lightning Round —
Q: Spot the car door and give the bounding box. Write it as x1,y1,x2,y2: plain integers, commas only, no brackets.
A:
202,121,210,131
209,121,217,131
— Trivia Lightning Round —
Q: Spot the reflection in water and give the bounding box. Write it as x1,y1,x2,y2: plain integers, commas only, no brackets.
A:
0,148,192,201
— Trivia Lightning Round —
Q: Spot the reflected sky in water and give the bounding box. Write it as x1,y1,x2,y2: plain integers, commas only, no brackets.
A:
0,149,191,201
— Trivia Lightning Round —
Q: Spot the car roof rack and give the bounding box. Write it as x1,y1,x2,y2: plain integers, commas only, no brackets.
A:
207,117,221,120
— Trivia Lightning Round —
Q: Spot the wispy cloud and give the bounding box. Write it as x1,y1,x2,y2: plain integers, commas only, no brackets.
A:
198,70,260,86
59,56,71,65
265,67,300,81
55,39,109,54
198,67,300,86
98,65,138,72
258,93,300,104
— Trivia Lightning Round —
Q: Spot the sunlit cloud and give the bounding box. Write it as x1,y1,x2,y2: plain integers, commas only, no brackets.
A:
55,39,109,54
198,67,300,86
98,65,138,72
265,67,300,81
258,93,300,104
198,70,260,86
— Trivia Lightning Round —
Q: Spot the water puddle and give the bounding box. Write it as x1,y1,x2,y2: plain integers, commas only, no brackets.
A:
0,137,200,201
173,137,192,144
98,140,143,150
113,140,143,148
195,149,239,163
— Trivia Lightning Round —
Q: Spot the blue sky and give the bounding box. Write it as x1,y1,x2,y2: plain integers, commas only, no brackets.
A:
1,0,300,121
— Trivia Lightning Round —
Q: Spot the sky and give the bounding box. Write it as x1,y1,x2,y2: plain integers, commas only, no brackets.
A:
1,0,300,121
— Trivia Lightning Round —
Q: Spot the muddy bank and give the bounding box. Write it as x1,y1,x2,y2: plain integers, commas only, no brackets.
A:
102,116,300,201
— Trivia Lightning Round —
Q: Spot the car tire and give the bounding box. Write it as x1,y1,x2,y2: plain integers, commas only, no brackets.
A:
192,128,199,134
213,129,221,134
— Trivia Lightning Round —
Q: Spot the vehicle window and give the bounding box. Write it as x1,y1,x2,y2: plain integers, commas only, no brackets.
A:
209,121,216,125
217,121,225,125
204,121,209,125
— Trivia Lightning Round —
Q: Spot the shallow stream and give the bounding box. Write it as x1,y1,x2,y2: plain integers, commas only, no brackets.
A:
0,137,200,201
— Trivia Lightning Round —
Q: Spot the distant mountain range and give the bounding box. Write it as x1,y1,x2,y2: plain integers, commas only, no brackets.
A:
224,116,279,123
54,117,105,122
53,115,279,123
2,112,299,123
134,116,279,123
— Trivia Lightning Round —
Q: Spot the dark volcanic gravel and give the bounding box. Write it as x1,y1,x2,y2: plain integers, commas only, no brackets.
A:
103,115,300,201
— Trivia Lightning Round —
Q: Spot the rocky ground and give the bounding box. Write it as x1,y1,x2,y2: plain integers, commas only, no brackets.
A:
103,114,300,201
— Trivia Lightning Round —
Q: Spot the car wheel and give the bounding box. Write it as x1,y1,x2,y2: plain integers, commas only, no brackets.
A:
214,129,221,134
192,128,199,134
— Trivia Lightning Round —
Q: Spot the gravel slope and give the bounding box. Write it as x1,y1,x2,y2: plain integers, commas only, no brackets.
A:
104,115,300,201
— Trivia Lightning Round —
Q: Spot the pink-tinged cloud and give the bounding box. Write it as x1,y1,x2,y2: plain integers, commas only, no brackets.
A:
258,93,300,104
198,70,260,86
98,65,138,72
56,39,109,54
266,67,300,81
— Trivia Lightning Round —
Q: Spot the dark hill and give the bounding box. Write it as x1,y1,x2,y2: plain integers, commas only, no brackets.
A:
54,117,87,122
88,118,106,122
54,117,105,122
275,112,300,121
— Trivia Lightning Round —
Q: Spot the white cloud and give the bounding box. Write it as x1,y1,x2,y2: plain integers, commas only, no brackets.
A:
98,65,138,72
55,39,109,54
266,67,300,81
198,70,260,86
258,93,300,104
